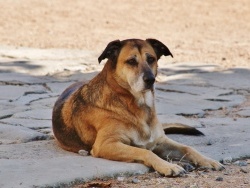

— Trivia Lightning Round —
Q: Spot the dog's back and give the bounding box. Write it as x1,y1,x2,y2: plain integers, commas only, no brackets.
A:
52,82,90,152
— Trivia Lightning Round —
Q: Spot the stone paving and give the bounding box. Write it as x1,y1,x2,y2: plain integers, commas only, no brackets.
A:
0,46,250,187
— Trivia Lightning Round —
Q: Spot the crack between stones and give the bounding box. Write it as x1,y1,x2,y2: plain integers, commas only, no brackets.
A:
0,114,13,120
15,117,51,121
27,95,58,106
29,127,51,130
23,91,48,96
42,83,52,92
0,120,14,125
0,81,27,86
0,80,76,86
156,87,198,96
10,92,57,105
176,113,204,118
205,99,230,102
183,83,250,94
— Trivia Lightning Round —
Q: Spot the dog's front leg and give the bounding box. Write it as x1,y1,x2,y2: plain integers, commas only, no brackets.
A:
153,136,224,170
90,130,186,176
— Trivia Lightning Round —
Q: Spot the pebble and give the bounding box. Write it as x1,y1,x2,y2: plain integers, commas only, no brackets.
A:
215,177,223,181
132,178,140,184
222,157,233,165
78,150,89,156
133,170,145,175
240,167,249,173
117,176,125,182
182,163,195,172
234,160,248,166
206,140,213,146
223,171,230,175
244,180,249,184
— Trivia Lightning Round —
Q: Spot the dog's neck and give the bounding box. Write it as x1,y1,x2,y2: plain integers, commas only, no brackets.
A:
131,90,155,108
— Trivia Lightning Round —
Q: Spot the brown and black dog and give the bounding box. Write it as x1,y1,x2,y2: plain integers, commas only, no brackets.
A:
52,39,223,176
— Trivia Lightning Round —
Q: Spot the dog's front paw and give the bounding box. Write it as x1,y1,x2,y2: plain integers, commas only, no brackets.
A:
196,157,224,171
155,162,186,177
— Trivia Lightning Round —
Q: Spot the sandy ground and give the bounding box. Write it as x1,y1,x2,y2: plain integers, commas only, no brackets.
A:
0,0,249,187
0,0,249,69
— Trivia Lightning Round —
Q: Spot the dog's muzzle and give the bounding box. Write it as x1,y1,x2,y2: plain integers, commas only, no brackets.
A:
143,72,155,90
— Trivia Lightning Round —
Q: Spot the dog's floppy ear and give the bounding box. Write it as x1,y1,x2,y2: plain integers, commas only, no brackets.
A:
146,39,173,59
98,40,122,64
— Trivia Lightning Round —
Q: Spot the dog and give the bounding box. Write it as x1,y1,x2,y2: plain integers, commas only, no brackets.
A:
52,39,224,176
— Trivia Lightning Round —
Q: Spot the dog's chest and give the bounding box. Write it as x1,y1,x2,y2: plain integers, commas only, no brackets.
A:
131,122,163,150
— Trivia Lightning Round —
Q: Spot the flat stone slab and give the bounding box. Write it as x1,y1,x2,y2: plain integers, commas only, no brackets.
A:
1,157,148,188
0,47,250,187
12,108,52,120
0,123,49,144
0,140,148,188
1,118,52,129
169,117,250,161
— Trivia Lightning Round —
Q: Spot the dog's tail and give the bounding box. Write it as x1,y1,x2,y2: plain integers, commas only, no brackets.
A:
162,123,204,136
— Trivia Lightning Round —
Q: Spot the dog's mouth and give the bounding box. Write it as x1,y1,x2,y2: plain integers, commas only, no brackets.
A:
144,83,154,91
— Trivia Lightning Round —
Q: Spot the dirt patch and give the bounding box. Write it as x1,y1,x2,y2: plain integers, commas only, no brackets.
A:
75,163,250,188
0,0,249,69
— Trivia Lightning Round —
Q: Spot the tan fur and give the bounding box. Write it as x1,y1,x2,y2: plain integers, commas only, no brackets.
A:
52,39,223,176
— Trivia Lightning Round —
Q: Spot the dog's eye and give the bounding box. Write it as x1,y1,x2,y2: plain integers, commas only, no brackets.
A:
126,58,138,66
147,56,156,65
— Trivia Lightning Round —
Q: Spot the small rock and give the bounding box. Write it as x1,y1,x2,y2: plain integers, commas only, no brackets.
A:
240,167,249,173
206,139,213,146
132,178,140,184
223,171,230,175
133,170,144,175
222,157,232,165
78,150,89,156
197,113,204,118
181,163,195,172
215,177,223,181
244,180,249,184
234,160,248,166
117,176,125,182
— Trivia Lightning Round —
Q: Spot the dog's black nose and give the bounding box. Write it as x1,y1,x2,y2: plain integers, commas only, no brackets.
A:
143,73,155,88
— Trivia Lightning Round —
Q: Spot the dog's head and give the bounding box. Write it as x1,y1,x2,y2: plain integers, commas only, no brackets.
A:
98,39,173,94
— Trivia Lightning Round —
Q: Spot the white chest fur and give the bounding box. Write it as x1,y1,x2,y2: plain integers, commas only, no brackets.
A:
136,90,154,108
130,122,164,151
